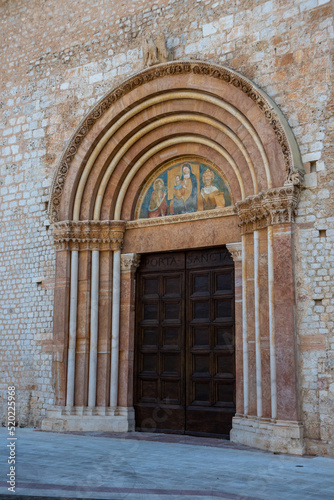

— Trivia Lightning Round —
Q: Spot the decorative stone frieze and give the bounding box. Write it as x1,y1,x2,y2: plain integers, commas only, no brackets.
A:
120,253,141,272
226,242,242,262
53,220,126,251
234,185,301,234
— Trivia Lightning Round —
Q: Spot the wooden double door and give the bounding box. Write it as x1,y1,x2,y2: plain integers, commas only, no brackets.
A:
134,247,235,437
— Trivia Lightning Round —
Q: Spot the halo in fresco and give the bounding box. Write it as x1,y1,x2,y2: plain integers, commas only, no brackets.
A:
135,157,233,219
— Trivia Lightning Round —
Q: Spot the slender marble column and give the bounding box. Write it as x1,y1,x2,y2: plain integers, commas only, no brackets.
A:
66,250,79,407
110,248,121,409
241,235,249,415
268,225,277,419
254,230,262,417
88,250,100,407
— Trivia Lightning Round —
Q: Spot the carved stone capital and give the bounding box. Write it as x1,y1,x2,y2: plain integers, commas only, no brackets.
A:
226,242,242,262
53,220,126,251
121,253,141,273
234,185,301,234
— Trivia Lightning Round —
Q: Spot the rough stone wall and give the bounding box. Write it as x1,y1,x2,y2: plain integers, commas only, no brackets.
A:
0,0,333,454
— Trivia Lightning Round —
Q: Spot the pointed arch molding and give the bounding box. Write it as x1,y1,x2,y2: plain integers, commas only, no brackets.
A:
49,60,303,223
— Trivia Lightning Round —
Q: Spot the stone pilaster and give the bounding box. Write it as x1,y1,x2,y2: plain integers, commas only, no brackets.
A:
226,242,243,415
231,185,304,454
119,253,141,411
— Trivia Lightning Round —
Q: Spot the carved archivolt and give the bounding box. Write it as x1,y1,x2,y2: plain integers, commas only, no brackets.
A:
234,185,301,234
53,220,126,251
50,61,302,223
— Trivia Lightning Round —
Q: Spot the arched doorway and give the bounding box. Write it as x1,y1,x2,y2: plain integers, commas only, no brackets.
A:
43,61,305,454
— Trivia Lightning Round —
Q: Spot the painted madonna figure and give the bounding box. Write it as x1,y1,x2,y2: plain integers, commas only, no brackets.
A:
170,174,186,215
181,163,197,212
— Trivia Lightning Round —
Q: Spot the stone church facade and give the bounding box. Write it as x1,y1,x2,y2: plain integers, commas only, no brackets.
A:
1,0,333,456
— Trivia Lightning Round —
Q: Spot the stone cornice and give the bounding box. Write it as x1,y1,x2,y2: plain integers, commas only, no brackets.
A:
49,61,301,223
127,206,234,229
234,185,301,234
53,220,126,251
120,253,141,272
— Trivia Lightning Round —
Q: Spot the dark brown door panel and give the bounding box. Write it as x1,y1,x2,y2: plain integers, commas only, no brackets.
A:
134,247,235,437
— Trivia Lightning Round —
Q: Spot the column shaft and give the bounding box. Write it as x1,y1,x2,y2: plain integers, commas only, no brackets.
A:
241,235,249,415
88,249,99,407
66,250,79,407
254,230,262,417
110,249,121,408
268,225,277,419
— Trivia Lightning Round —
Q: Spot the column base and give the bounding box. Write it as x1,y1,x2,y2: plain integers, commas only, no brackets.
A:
230,414,305,455
41,406,135,433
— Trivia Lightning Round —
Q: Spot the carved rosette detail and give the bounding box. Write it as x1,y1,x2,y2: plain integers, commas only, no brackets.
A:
234,185,301,234
120,253,141,272
49,61,299,223
53,220,126,251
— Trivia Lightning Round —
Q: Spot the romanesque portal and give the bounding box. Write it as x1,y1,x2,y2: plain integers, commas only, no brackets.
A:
43,61,305,454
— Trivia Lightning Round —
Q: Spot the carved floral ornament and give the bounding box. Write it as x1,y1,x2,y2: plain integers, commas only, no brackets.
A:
234,184,301,234
53,220,126,251
49,61,303,223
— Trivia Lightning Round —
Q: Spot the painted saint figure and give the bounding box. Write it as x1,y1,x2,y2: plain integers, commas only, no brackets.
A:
148,178,167,218
181,163,197,212
201,168,220,210
170,175,186,215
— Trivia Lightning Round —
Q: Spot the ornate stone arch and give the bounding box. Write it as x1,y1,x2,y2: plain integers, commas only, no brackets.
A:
43,61,305,454
49,61,303,223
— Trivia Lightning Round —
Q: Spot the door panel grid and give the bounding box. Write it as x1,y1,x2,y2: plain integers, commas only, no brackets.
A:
135,248,235,436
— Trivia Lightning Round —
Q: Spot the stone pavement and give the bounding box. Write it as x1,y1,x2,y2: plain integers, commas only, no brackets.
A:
0,428,333,500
